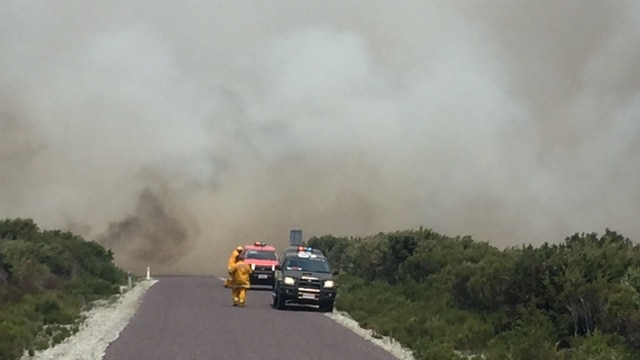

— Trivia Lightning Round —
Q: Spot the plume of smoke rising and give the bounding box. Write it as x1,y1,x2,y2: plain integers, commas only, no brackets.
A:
97,184,194,272
1,1,639,275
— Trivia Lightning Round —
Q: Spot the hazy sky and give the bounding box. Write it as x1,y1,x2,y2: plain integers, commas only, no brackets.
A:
1,1,639,275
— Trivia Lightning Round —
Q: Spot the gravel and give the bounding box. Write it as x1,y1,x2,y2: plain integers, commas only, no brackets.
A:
21,279,158,360
19,277,414,360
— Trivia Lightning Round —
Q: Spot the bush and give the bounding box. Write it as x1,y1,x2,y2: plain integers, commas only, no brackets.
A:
0,218,126,359
323,227,640,359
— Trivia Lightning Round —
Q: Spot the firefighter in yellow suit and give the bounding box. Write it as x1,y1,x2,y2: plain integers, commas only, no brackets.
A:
224,246,244,288
229,253,252,307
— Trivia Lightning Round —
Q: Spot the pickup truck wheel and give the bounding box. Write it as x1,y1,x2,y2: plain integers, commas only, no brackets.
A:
273,290,286,310
275,293,286,310
319,301,334,313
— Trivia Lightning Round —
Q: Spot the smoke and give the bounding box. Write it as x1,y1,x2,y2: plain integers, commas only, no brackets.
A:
1,1,639,275
97,185,193,269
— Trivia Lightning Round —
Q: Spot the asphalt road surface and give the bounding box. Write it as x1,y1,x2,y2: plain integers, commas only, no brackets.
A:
103,276,399,360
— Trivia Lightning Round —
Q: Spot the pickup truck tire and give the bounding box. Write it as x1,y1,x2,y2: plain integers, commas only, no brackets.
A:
319,301,334,313
274,291,286,310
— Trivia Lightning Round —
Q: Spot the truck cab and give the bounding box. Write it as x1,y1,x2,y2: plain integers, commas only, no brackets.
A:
272,246,337,312
241,242,279,287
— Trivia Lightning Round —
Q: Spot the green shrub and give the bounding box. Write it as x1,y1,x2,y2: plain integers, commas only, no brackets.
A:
0,218,126,359
322,228,640,359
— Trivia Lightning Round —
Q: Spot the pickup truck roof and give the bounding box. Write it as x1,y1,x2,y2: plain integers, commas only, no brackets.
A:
282,245,325,257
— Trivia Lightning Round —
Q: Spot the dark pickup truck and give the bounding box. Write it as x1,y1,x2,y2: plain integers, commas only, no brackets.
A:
272,246,338,312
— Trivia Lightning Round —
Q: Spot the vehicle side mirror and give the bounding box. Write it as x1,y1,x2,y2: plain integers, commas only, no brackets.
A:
332,270,340,276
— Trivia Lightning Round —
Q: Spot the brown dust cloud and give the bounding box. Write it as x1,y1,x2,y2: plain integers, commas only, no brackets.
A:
1,1,639,276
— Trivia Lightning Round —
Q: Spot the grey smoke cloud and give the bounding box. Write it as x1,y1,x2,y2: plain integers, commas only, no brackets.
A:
1,1,639,275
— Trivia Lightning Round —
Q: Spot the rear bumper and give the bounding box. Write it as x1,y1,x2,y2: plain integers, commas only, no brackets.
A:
250,271,275,286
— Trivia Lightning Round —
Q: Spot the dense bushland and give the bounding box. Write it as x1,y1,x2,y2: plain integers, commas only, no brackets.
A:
309,227,640,360
0,218,127,360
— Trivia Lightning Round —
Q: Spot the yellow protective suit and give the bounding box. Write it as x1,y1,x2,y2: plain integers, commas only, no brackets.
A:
223,246,243,288
229,257,252,307
227,246,243,271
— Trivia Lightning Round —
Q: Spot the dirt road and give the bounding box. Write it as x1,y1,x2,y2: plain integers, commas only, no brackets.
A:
103,276,399,360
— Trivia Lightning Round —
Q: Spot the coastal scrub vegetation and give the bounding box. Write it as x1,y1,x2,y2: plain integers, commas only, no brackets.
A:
0,218,127,360
309,227,640,360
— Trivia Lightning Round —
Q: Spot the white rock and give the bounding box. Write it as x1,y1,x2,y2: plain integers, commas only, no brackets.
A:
21,279,158,360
